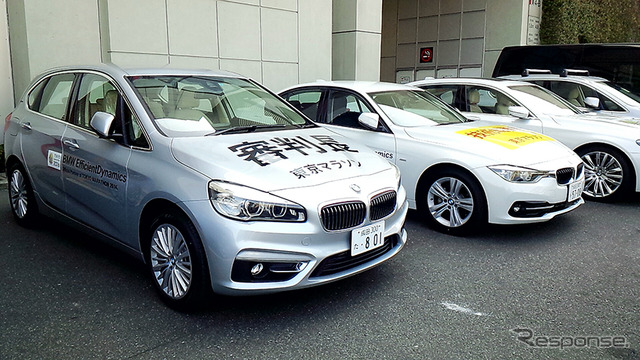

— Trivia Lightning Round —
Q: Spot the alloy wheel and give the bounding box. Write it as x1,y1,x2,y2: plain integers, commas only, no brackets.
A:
427,177,474,228
150,224,193,299
9,169,29,219
581,151,623,198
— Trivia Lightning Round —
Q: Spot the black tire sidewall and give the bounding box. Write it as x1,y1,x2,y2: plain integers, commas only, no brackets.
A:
145,211,212,311
420,168,487,235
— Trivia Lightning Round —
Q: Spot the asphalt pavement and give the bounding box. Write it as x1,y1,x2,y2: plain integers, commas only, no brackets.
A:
1,190,639,360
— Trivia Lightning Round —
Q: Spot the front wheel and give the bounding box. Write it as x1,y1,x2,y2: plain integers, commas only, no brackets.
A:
419,168,487,235
577,146,633,201
146,211,212,311
7,163,39,227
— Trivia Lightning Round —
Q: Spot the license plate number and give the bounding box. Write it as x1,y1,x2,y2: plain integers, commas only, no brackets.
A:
568,178,585,202
351,221,385,256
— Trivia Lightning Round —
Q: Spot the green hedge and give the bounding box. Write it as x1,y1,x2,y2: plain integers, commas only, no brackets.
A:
541,0,640,44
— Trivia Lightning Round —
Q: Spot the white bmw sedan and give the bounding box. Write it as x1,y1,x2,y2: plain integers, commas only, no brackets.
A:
412,77,640,201
279,81,585,234
4,65,408,310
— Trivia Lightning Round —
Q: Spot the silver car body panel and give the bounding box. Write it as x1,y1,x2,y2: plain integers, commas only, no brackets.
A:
4,64,408,295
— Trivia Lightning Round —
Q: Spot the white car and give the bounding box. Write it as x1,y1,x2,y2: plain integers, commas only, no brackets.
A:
501,70,640,118
279,81,585,234
411,77,640,201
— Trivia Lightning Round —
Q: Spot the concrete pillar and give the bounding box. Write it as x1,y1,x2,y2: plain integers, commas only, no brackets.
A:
6,0,102,102
332,0,383,81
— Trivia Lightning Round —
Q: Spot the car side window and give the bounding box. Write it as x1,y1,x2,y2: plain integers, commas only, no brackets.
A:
73,73,149,148
282,90,322,121
73,74,118,129
471,87,513,115
424,86,457,106
28,73,75,120
583,86,623,111
327,90,373,129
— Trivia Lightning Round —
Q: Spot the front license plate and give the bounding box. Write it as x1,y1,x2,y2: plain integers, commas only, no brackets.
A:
567,178,585,202
351,221,385,256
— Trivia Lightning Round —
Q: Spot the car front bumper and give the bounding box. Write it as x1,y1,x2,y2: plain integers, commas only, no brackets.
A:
184,182,409,296
477,167,585,225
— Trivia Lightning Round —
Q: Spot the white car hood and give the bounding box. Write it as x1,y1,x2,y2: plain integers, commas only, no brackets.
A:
170,128,392,191
557,112,640,128
403,121,577,168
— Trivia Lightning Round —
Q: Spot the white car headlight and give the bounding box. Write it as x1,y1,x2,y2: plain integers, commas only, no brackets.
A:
488,165,552,183
209,181,306,222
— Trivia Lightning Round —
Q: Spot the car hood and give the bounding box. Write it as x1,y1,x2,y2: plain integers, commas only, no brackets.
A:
170,128,393,192
403,121,577,167
562,112,640,126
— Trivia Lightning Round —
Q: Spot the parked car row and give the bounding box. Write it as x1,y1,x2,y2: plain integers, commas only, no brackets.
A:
5,63,639,310
409,77,640,201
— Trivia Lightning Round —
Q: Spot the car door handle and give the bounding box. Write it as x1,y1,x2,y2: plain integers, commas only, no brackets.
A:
21,122,32,130
63,139,80,150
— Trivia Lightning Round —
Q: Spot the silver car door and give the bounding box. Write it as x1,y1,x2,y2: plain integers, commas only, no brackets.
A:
19,73,75,211
61,73,131,240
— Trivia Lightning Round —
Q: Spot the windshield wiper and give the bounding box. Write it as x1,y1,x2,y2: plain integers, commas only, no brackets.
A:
207,124,286,136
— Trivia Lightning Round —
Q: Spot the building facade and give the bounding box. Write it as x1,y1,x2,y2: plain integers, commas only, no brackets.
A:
0,0,540,146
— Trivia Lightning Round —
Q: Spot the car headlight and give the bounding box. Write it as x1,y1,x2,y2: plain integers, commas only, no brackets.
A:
488,165,552,183
209,181,306,222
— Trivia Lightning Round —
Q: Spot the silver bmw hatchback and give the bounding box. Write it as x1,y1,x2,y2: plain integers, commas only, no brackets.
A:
4,64,408,310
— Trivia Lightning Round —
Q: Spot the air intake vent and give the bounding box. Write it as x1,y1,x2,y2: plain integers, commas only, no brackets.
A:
370,190,397,221
320,201,366,231
556,167,574,185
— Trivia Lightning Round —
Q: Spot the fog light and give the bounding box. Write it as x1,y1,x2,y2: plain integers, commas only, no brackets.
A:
250,263,264,276
513,205,521,213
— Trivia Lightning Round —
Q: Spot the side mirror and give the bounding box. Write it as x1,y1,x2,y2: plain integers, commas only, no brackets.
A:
90,111,115,138
358,112,380,130
584,96,600,109
508,106,531,119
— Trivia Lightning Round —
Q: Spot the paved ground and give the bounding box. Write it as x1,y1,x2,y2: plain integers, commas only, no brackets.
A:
0,190,639,360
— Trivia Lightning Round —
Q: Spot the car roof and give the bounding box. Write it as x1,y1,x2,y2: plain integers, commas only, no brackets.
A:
500,74,609,83
35,63,245,81
409,77,534,88
281,80,422,94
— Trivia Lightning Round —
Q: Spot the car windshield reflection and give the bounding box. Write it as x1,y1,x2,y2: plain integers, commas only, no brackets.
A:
369,90,466,127
129,75,310,137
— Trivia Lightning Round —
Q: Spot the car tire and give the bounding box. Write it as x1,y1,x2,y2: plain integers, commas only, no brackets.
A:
576,145,633,201
146,210,212,311
419,168,487,235
7,163,39,227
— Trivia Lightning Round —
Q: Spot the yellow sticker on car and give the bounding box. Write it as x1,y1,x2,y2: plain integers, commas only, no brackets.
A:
456,125,554,150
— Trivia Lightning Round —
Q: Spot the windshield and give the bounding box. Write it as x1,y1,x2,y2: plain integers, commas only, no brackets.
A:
604,81,640,103
128,75,311,137
369,90,466,126
507,84,578,116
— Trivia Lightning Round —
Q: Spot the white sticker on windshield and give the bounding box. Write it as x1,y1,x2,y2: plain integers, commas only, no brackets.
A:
47,150,61,170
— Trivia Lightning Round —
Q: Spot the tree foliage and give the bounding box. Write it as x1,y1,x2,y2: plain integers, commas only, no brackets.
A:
540,0,640,44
